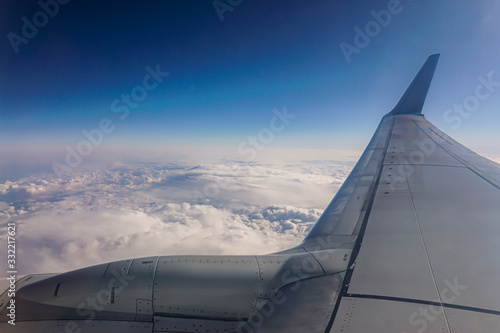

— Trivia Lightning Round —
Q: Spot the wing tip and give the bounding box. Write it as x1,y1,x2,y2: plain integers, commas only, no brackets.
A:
389,54,440,116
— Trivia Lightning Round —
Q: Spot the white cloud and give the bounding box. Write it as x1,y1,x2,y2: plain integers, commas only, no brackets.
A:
0,160,351,279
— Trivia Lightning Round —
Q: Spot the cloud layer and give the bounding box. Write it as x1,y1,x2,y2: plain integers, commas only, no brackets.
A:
0,161,351,277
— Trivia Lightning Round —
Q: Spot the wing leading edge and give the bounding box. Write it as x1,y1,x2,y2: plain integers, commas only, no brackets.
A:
302,54,442,251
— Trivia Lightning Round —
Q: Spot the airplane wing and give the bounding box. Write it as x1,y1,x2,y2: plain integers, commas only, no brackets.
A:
302,54,500,332
2,55,500,332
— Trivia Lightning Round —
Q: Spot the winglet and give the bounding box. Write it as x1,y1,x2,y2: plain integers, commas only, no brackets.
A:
389,54,440,116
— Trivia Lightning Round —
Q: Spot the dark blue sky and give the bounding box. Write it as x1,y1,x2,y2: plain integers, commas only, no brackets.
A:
1,0,500,158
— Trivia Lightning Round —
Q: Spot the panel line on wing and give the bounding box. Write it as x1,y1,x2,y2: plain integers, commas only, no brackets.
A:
413,119,500,191
343,294,500,317
403,164,452,333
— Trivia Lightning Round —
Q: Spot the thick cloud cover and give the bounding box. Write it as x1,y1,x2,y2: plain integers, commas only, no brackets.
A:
0,161,351,279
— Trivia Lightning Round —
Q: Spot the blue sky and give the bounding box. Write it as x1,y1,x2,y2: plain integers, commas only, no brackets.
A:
1,0,500,164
